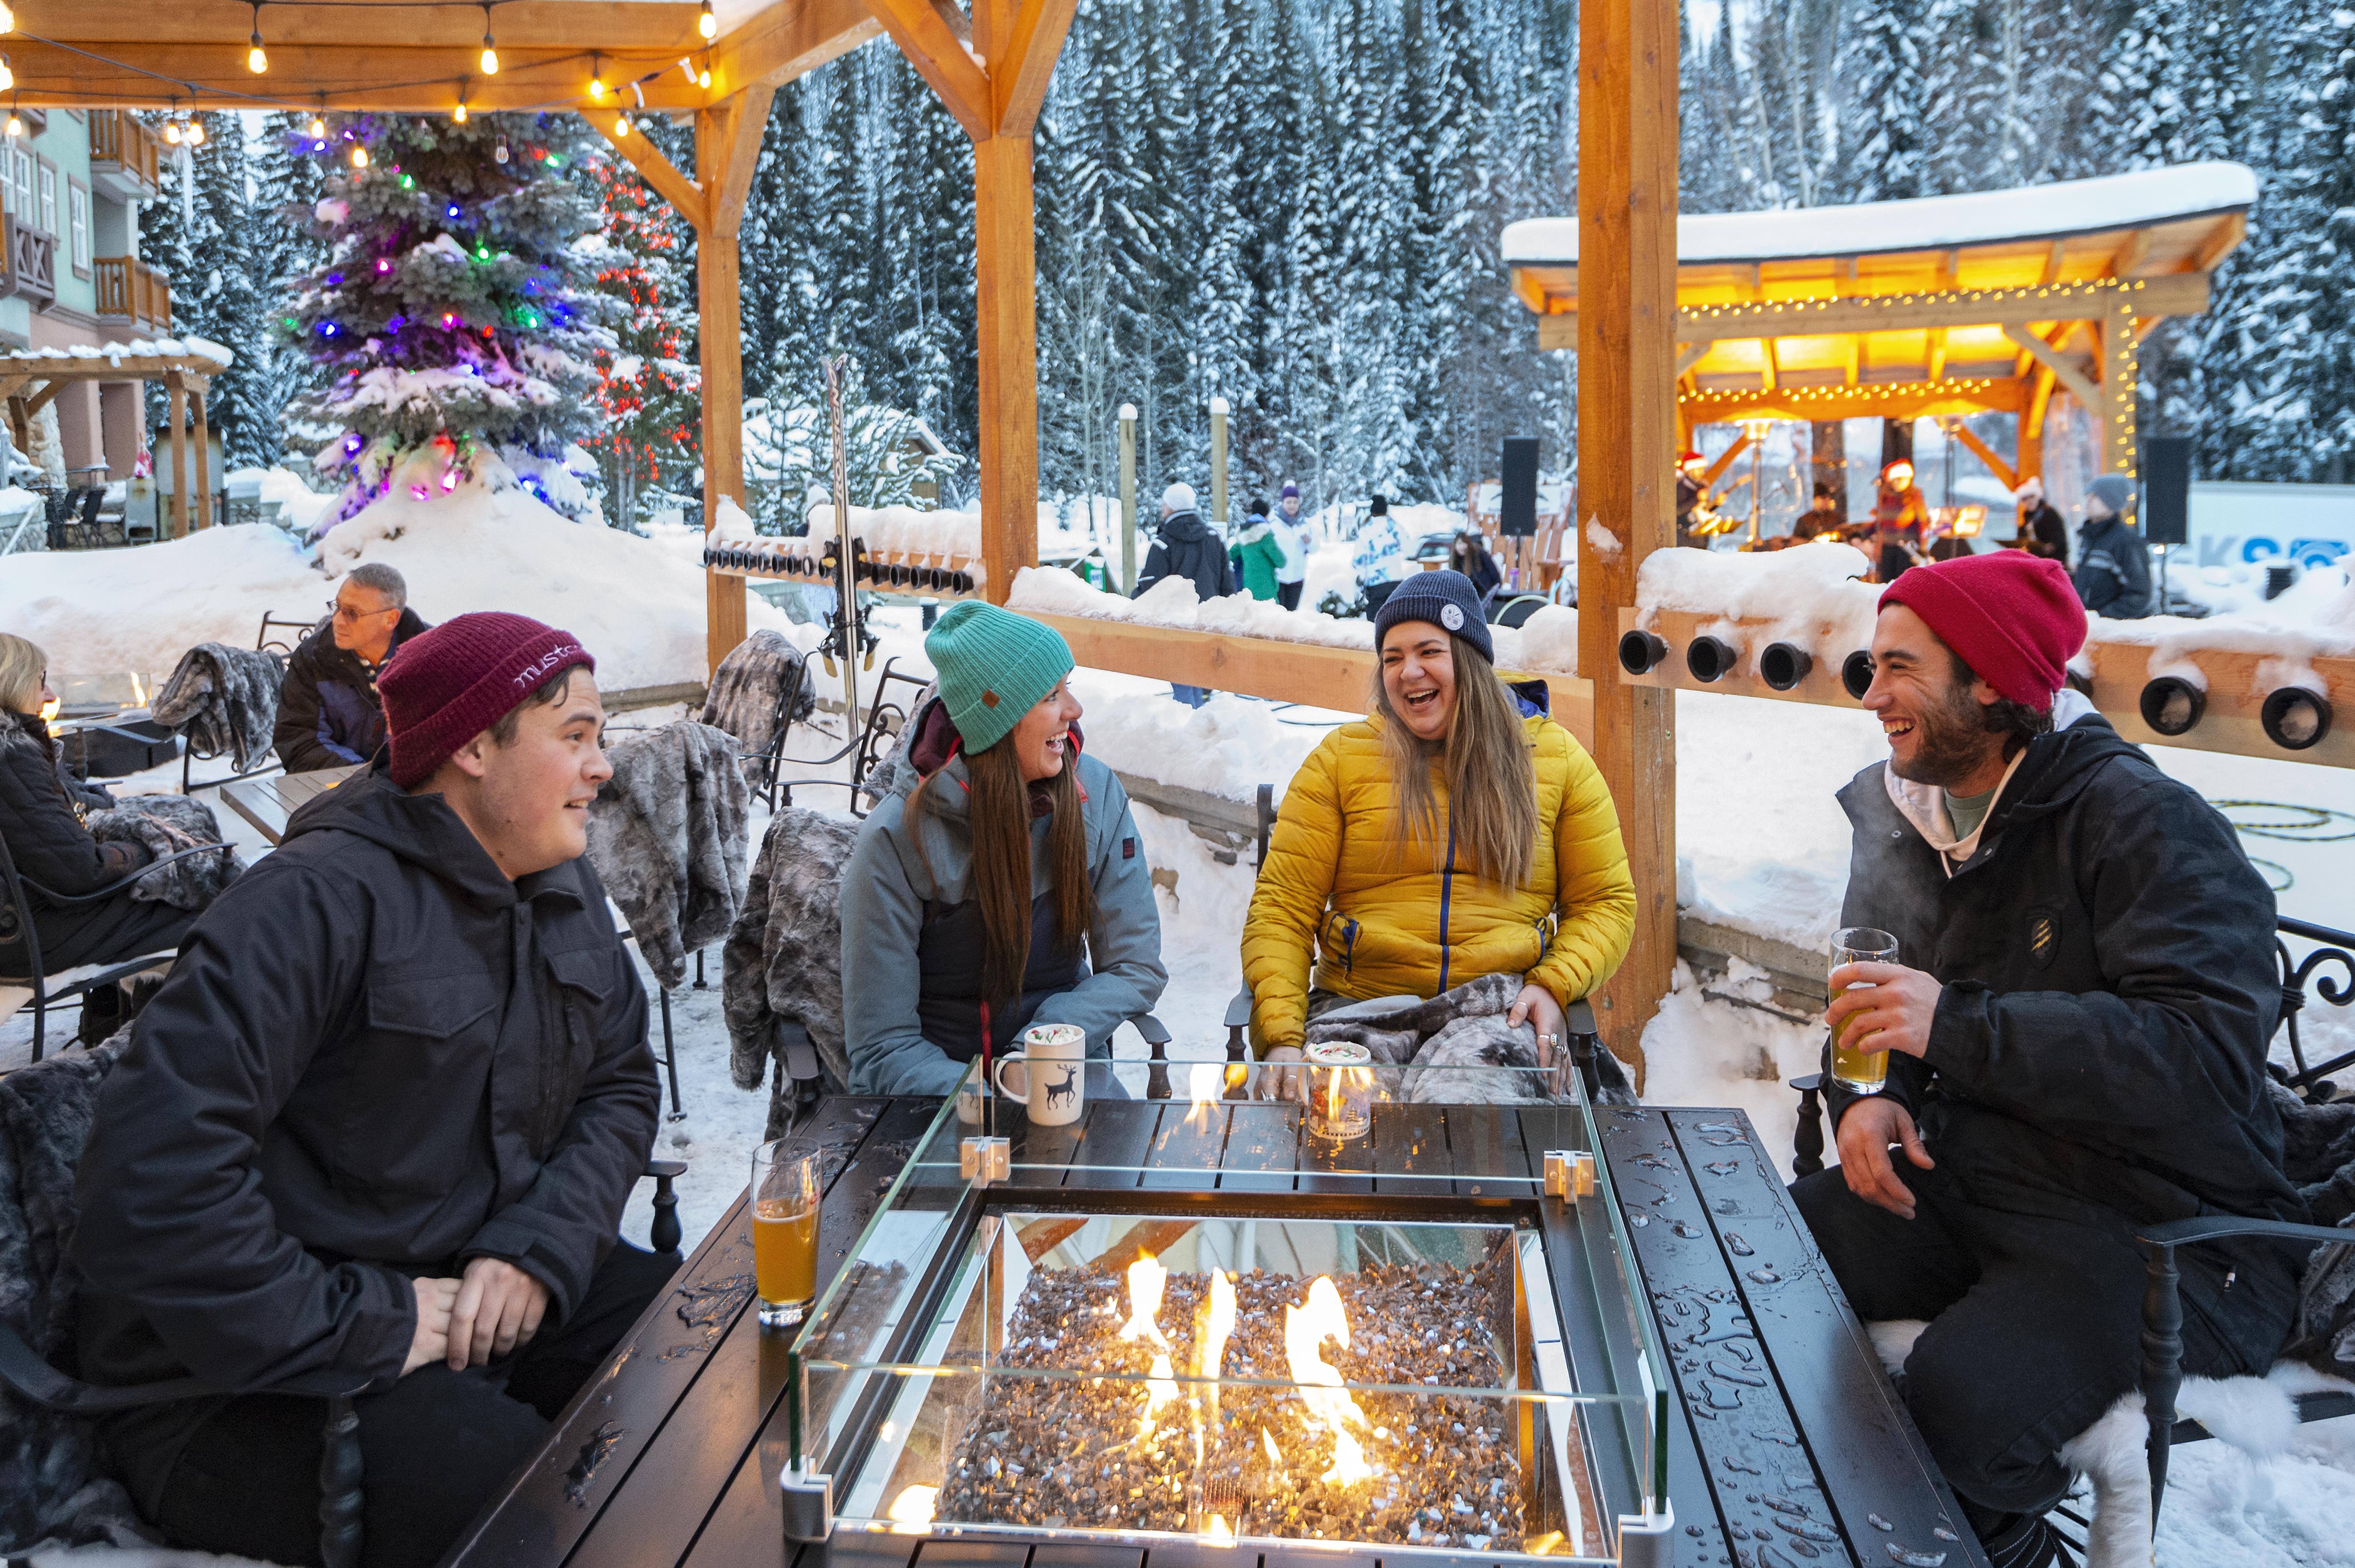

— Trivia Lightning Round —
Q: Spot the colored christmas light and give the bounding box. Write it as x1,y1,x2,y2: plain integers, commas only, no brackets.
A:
376,258,391,273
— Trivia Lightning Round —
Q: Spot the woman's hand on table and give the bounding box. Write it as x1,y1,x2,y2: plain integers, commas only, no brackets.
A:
1257,1045,1305,1102
1508,984,1569,1093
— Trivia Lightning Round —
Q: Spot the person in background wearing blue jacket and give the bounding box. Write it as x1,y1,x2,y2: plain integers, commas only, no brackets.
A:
840,603,1168,1096
2072,474,2152,619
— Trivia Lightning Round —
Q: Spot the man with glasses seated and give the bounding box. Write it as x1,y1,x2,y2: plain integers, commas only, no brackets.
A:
274,563,431,774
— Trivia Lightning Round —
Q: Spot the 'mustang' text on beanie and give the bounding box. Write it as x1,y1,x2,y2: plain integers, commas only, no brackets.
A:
379,611,596,787
1877,551,2084,713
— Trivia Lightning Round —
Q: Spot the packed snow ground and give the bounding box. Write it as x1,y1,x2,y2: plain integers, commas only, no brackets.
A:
5,509,2354,1562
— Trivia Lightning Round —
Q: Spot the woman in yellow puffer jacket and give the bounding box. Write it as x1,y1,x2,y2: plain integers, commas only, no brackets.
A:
1241,571,1636,1074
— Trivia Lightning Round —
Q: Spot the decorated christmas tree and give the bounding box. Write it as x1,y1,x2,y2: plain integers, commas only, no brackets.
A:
580,150,701,532
280,113,616,529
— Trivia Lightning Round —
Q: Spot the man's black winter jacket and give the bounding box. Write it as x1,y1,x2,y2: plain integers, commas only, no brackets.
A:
1134,509,1235,603
1831,716,2306,1354
273,608,430,774
72,762,657,1504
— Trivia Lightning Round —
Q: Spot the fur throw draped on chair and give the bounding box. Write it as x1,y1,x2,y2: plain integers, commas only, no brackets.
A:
0,1035,157,1554
84,795,242,910
1303,971,1635,1105
151,644,283,773
723,808,859,1124
700,631,817,767
585,721,751,991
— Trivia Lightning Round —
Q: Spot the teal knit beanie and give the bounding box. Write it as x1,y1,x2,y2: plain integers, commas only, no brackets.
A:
923,601,1076,755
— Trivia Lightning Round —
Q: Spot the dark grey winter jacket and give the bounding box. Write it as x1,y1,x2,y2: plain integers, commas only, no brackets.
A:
1134,509,1235,603
72,761,658,1511
2072,512,2152,618
0,708,153,976
1829,717,2306,1356
273,608,430,774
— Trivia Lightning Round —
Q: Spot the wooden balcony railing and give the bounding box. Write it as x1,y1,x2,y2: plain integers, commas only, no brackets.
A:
2,214,55,307
88,111,162,198
94,257,170,330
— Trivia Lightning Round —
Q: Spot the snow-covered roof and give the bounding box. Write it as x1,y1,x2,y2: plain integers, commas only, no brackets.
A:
1501,163,2258,267
0,336,236,370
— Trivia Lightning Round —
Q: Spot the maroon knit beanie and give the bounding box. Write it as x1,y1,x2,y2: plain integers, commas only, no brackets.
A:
1877,552,2085,714
378,612,595,788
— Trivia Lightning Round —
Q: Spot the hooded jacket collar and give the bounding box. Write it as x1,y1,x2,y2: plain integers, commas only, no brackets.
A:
1878,711,2145,873
1158,509,1212,544
284,758,582,911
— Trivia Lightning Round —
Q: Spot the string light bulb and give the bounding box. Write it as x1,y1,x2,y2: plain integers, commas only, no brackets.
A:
589,54,604,98
698,60,711,88
698,0,715,36
0,56,14,93
479,5,497,73
350,144,369,168
247,4,267,72
613,114,631,137
309,114,326,138
4,114,19,139
0,5,14,34
164,119,180,145
453,101,468,123
186,118,206,146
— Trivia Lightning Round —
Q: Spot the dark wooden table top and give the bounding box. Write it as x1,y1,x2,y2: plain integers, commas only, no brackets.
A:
449,1095,1986,1568
218,763,359,845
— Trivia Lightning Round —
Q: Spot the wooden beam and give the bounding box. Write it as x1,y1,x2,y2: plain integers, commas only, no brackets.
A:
1759,336,1778,391
1927,327,1947,382
1676,273,2208,339
1699,435,1750,489
1681,377,2024,427
2102,289,2139,480
2112,227,2150,279
864,0,993,139
2192,212,2248,275
704,85,780,236
164,374,189,540
973,133,1039,603
981,0,1078,136
708,0,884,93
2039,237,2067,285
1575,0,1676,1078
1674,341,1708,376
1844,333,1859,386
8,43,715,111
593,116,708,233
2002,323,2100,412
2026,365,2057,440
2016,404,2043,486
21,0,708,49
191,390,214,530
21,380,64,419
1951,422,2016,492
695,100,752,677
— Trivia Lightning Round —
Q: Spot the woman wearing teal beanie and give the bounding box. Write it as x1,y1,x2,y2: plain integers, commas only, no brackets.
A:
840,601,1168,1095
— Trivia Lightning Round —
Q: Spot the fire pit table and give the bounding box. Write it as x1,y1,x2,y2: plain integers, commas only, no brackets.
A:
449,1063,1989,1568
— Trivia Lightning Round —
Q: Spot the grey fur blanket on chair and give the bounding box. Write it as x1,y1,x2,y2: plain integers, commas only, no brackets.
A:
586,721,751,991
151,643,283,772
1305,971,1635,1105
700,630,817,765
84,795,243,909
723,808,859,1119
0,1034,157,1554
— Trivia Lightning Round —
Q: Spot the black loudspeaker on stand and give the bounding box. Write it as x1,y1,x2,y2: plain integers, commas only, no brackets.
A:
1500,438,1540,538
2143,435,2191,613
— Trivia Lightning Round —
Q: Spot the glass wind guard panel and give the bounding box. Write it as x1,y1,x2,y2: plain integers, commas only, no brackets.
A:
806,1213,1651,1565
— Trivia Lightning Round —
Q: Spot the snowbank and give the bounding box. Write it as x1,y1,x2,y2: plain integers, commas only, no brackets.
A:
5,473,786,690
803,502,982,562
1009,566,1581,675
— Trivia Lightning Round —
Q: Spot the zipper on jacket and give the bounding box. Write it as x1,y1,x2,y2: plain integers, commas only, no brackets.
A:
1436,813,1457,992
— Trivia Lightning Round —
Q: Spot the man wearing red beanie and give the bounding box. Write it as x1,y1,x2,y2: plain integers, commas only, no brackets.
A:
1793,552,2304,1567
72,612,668,1568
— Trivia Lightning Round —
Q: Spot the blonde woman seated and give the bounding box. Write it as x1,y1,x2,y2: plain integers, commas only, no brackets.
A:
1239,571,1636,1090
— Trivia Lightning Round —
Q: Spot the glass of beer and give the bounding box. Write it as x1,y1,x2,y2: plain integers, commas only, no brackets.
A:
1830,927,1900,1094
751,1142,820,1331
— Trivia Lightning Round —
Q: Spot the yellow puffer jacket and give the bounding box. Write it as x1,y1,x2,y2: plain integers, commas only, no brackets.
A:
1240,704,1637,1052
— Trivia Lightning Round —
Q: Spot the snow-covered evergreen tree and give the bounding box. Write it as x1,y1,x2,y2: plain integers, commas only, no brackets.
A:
280,113,616,528
1833,0,1934,201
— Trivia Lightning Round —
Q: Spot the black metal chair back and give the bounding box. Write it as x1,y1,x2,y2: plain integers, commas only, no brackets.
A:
2273,916,2355,1100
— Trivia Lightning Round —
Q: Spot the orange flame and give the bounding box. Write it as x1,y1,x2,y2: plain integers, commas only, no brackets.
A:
1187,1062,1222,1125
1282,1276,1373,1485
1121,1252,1172,1349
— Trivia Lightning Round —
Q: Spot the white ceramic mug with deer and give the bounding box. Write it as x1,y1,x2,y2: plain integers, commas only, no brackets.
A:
993,1023,1087,1126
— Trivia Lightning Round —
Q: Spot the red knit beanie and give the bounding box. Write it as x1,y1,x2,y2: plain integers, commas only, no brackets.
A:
379,612,595,788
1878,553,2084,714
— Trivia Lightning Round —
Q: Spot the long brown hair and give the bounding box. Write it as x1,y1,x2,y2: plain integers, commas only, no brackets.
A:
1372,635,1538,890
907,727,1097,1006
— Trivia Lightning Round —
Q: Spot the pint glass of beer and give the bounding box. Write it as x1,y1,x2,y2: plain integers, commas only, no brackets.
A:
1829,927,1900,1094
751,1142,820,1330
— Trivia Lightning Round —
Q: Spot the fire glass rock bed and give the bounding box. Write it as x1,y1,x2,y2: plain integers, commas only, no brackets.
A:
785,1061,1673,1568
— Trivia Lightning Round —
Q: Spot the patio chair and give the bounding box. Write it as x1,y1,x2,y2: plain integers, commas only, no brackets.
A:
0,827,230,1064
0,1043,688,1568
1784,912,2355,1551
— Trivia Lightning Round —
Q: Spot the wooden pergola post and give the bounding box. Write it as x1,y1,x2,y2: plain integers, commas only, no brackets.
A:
867,0,1077,606
695,93,774,676
190,384,214,530
165,372,190,540
1574,0,1678,1077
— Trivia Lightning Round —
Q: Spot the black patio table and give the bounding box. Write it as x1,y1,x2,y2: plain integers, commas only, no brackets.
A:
447,1088,1988,1568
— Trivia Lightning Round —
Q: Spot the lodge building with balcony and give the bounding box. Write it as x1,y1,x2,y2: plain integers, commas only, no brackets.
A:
0,108,169,482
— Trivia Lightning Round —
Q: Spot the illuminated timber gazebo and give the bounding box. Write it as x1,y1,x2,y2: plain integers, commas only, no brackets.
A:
1503,163,2256,490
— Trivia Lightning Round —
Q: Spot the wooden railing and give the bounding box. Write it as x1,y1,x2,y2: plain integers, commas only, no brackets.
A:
2,214,54,306
94,257,170,330
87,110,161,193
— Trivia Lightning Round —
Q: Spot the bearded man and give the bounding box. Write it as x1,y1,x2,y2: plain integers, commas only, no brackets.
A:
1793,551,2304,1568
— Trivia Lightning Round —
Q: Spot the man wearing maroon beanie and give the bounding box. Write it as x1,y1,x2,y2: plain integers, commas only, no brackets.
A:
1793,552,2303,1567
72,612,668,1568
